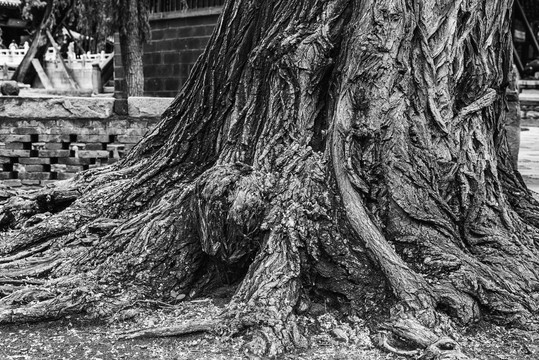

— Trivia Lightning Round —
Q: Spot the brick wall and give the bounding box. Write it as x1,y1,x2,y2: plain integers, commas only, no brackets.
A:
0,117,158,188
114,8,221,98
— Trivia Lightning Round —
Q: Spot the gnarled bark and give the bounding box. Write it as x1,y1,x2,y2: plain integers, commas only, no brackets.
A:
0,0,538,358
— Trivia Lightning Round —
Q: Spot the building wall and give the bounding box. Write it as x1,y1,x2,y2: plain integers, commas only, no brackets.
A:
0,117,158,188
114,8,221,98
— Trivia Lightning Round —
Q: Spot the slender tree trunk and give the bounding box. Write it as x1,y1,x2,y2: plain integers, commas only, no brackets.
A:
13,0,54,84
118,0,145,96
0,0,537,358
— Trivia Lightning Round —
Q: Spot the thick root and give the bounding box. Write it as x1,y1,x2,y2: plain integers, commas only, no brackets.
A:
379,317,468,359
117,320,218,340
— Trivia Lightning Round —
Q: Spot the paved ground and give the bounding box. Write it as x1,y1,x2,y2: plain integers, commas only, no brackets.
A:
519,88,539,193
520,126,539,193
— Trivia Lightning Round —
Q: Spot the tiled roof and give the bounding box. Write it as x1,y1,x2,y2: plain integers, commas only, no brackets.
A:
0,0,20,7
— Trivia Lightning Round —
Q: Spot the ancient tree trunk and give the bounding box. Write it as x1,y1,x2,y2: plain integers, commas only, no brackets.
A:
0,0,538,358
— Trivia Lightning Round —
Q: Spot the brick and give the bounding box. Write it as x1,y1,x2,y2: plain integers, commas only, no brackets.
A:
69,143,87,150
0,157,12,164
5,142,26,150
59,128,81,135
144,65,157,78
32,142,46,150
0,172,13,180
80,126,106,135
24,164,45,172
83,143,103,151
155,64,174,77
19,157,51,165
40,180,58,186
77,150,109,158
152,29,165,41
66,165,84,172
44,143,64,150
57,173,76,180
164,78,180,91
77,134,110,143
39,134,71,142
152,52,162,64
13,164,26,172
38,150,71,158
117,136,141,144
21,180,41,186
2,179,22,187
0,135,31,142
163,52,180,64
0,150,31,157
13,128,39,135
58,157,92,165
123,128,148,137
18,172,51,180
184,37,207,50
51,164,67,172
179,50,202,64
155,41,172,51
114,66,125,79
144,78,162,92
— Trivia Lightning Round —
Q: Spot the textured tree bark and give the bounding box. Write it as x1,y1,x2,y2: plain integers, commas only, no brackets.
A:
0,0,537,358
117,0,146,96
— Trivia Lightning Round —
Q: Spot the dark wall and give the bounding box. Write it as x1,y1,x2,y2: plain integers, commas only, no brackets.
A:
114,8,221,98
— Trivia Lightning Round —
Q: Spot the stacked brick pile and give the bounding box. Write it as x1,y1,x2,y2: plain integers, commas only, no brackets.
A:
0,118,158,188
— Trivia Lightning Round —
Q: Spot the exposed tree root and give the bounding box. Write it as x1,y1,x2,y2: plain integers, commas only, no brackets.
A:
376,317,469,359
117,320,219,340
377,331,421,357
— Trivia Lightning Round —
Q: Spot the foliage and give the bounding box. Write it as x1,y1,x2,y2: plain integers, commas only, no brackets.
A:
110,0,150,42
20,0,50,22
73,0,151,49
20,0,150,49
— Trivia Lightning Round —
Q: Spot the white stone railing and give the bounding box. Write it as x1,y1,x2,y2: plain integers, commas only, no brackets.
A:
44,48,113,69
0,49,27,68
0,48,113,70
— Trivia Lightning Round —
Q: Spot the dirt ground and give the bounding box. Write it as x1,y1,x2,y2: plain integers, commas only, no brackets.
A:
1,297,538,360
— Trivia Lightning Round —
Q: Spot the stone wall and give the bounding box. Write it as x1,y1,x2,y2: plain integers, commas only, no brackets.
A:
114,8,221,98
0,117,158,188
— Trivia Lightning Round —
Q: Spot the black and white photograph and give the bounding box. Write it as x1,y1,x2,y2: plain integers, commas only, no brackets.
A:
1,0,539,358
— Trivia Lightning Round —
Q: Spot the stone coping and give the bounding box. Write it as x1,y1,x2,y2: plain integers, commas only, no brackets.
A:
149,7,222,21
128,96,174,118
519,80,539,89
520,92,539,106
0,96,115,119
0,96,174,119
